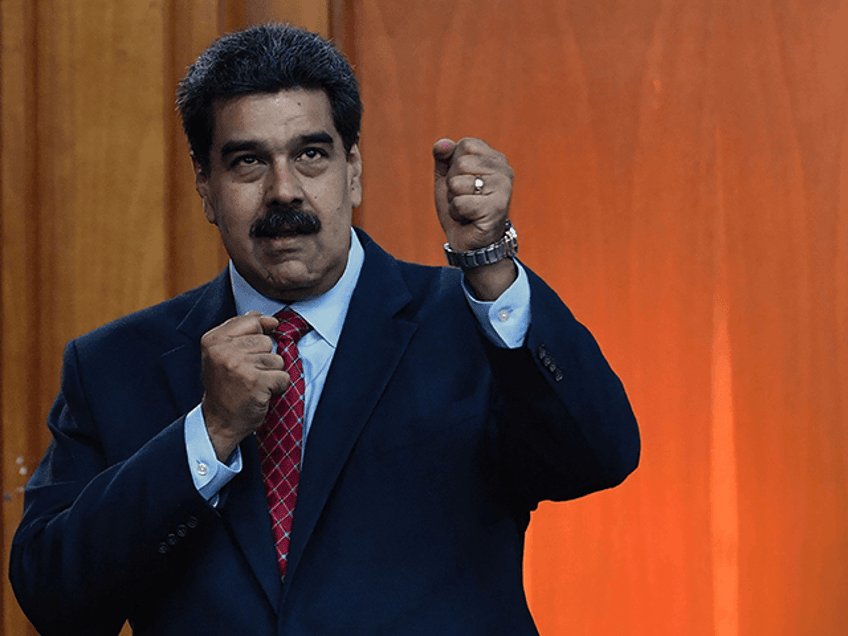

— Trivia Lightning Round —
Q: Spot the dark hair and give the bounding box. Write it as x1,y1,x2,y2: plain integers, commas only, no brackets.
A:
176,23,362,172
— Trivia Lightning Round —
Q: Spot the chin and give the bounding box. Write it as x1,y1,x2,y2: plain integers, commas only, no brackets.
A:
263,273,319,301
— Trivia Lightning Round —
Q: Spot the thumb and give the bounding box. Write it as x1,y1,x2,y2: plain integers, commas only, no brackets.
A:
433,138,456,179
257,313,280,334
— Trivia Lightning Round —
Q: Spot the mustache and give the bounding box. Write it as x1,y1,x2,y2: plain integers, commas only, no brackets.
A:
250,204,322,238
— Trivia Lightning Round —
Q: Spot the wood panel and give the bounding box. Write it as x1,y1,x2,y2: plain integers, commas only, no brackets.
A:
2,1,170,632
1,2,41,632
0,2,329,633
352,0,848,634
165,0,228,298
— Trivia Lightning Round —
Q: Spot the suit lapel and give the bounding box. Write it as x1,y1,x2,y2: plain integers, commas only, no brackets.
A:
218,434,284,606
159,270,235,415
157,271,284,607
281,234,418,600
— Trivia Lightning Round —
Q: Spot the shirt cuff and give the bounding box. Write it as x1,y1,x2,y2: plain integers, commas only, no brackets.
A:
185,404,242,504
462,260,531,349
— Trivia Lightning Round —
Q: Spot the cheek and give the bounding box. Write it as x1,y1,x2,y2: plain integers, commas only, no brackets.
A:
220,192,262,232
325,205,351,237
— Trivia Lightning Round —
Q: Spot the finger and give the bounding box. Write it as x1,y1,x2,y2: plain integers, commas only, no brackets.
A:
447,195,491,225
448,189,511,225
254,352,285,370
446,173,503,199
236,333,277,353
447,150,507,179
449,137,495,162
265,369,292,396
256,313,280,334
213,312,278,338
433,138,456,179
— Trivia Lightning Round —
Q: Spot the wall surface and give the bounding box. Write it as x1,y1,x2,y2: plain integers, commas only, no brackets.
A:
2,0,846,634
352,1,848,634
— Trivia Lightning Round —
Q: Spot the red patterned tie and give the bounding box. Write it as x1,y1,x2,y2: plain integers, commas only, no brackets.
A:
256,309,311,579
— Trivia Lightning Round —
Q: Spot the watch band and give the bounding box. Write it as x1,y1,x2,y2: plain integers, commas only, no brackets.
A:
444,220,518,269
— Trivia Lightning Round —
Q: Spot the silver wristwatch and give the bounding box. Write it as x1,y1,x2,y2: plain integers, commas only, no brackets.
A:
444,220,518,269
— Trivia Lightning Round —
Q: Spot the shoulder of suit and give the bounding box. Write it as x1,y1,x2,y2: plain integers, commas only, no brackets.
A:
73,272,228,356
356,227,465,307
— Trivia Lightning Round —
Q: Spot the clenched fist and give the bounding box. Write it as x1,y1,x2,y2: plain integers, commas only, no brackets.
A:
200,311,290,461
433,137,517,300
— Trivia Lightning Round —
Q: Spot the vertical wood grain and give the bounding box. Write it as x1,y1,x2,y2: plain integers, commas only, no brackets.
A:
710,163,738,636
353,0,848,634
2,1,170,632
166,0,229,297
1,3,42,633
0,1,327,633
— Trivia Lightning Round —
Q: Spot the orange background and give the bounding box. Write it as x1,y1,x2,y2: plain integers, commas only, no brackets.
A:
2,1,846,634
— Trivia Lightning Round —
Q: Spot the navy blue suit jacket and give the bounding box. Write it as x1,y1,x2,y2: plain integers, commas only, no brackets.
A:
11,230,639,635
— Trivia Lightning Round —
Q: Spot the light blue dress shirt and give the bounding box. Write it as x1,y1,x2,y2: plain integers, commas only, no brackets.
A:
185,229,531,502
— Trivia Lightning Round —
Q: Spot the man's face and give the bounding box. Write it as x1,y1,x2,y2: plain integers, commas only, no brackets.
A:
195,88,362,301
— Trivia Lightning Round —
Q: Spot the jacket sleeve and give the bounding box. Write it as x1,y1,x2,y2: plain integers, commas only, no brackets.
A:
8,339,218,636
485,265,640,508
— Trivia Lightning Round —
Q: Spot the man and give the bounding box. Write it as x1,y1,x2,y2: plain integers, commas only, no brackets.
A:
10,24,639,635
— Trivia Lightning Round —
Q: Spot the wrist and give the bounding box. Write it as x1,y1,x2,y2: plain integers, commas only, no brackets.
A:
444,220,518,269
463,257,518,301
201,400,243,462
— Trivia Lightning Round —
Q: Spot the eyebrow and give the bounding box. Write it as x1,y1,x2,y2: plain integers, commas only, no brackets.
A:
219,132,335,159
299,132,334,146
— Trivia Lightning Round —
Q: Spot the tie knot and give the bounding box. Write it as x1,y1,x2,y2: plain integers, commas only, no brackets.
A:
273,309,311,344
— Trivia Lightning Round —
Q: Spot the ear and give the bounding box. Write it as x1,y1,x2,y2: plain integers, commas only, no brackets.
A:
192,154,217,225
347,143,363,208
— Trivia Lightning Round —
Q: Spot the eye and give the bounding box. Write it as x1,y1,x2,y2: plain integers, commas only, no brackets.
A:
231,154,260,168
296,148,327,162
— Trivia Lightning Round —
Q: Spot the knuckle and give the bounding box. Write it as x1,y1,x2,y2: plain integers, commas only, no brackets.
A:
222,355,243,374
261,353,284,369
446,175,463,191
200,330,218,348
453,154,475,172
278,372,292,391
245,334,271,349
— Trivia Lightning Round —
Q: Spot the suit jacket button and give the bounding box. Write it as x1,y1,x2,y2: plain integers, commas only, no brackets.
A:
554,371,564,382
537,345,547,359
167,534,178,546
177,524,188,537
186,516,198,529
158,543,169,555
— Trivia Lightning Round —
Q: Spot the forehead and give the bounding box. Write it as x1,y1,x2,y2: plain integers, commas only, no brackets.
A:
209,88,337,146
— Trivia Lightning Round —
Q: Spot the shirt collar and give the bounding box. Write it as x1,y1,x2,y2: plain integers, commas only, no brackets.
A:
229,228,364,348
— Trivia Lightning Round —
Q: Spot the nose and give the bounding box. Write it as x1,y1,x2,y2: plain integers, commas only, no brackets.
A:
264,160,303,204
